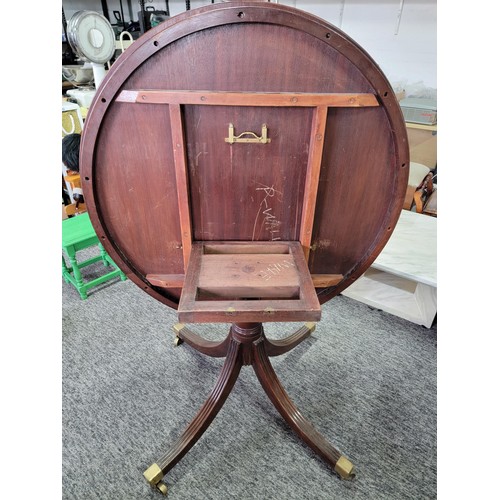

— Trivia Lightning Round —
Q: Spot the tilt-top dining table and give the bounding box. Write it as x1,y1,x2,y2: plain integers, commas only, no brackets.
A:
80,2,409,495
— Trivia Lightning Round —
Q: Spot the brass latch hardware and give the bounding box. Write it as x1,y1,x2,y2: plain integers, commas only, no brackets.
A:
225,123,271,144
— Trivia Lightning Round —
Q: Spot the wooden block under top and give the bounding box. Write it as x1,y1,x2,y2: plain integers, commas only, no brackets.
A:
178,241,321,323
198,254,300,299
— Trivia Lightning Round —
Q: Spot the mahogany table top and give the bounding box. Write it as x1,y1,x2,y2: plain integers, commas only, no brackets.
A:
80,1,409,310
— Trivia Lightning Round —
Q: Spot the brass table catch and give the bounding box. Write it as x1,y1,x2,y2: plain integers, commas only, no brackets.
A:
225,123,271,144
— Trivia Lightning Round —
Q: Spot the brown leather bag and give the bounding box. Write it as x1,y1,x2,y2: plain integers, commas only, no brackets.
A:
414,172,437,216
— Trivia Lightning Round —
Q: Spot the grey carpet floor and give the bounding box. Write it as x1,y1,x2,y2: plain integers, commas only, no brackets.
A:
62,248,437,500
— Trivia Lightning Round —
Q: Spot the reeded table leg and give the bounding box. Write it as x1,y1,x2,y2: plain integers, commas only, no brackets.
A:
173,323,230,357
252,336,354,480
264,322,316,357
144,333,243,495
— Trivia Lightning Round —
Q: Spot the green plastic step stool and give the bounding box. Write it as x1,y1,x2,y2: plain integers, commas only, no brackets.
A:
62,212,126,299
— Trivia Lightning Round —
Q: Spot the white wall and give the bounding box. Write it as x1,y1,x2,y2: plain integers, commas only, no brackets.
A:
286,1,436,90
62,0,436,91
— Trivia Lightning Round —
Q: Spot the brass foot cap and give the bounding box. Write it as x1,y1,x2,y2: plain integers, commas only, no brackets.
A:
173,323,185,334
334,456,355,479
305,322,316,333
144,463,164,487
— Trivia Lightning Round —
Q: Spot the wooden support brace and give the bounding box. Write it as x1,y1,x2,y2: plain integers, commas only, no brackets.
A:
117,90,380,108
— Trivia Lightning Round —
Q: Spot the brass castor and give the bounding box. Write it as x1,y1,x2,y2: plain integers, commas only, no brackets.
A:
174,336,184,347
157,482,168,495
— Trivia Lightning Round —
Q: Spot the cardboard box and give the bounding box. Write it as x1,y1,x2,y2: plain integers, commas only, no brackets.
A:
400,97,437,125
406,123,437,169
